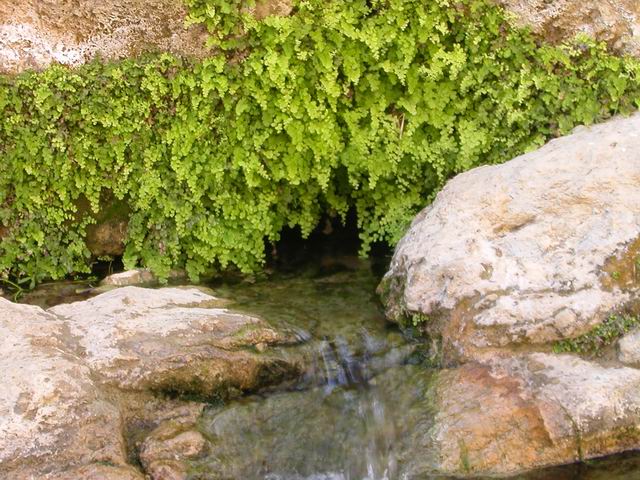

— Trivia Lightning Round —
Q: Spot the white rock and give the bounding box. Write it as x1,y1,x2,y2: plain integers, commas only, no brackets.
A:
100,269,157,287
382,113,640,362
0,298,125,478
619,329,640,365
48,286,301,393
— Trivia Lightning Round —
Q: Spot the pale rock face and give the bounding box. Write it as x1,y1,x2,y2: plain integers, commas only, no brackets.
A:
48,286,302,394
422,354,640,477
100,269,157,287
0,0,293,75
0,0,210,74
1,286,305,478
618,329,640,365
382,113,640,363
100,268,186,287
498,0,640,57
0,298,126,478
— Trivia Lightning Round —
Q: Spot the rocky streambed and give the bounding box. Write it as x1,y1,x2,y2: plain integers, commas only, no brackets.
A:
4,113,640,479
1,264,640,480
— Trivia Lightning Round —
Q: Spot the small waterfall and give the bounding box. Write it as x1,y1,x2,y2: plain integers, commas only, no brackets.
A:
194,265,419,480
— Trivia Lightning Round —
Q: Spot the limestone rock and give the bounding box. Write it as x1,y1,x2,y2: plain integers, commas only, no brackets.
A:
381,113,640,364
421,354,640,477
46,464,145,480
0,0,294,75
101,269,158,287
618,329,640,365
497,0,640,57
0,298,126,478
100,269,186,287
48,286,302,396
140,419,208,480
0,0,210,75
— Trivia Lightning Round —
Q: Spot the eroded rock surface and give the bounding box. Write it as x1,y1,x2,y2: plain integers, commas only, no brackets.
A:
140,414,208,480
382,112,640,364
48,286,301,395
0,298,126,479
0,0,293,75
424,354,640,477
380,112,640,477
618,329,640,365
100,269,186,287
0,0,209,74
498,0,640,57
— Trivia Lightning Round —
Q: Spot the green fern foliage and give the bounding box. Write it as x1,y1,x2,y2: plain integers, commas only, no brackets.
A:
2,0,640,284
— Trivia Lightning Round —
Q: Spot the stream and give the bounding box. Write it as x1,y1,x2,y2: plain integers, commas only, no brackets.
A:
14,258,640,480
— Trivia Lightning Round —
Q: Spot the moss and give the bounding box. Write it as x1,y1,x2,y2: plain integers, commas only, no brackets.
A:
553,314,640,356
601,236,640,291
458,438,472,473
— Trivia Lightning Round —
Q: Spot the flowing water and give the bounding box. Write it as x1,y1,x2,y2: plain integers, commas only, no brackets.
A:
192,260,430,480
14,258,640,480
192,260,640,480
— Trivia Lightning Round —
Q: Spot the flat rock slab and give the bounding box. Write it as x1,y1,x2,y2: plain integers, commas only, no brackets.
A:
0,298,126,478
48,286,302,395
1,285,306,478
382,113,640,363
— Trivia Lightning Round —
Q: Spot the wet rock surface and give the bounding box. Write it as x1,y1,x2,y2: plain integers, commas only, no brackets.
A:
191,366,431,480
0,284,306,478
140,417,209,480
380,113,640,477
427,354,640,477
49,286,302,395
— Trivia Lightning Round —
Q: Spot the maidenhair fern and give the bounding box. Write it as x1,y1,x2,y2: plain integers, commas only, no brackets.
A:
2,0,640,284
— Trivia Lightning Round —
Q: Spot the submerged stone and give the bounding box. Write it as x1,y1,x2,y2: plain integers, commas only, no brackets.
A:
425,354,640,477
191,365,436,480
1,284,309,478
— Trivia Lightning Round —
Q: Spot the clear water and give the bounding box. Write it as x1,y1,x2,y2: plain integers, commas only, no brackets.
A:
192,260,640,480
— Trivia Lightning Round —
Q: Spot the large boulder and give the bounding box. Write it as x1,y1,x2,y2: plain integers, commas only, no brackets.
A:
48,286,302,396
0,298,129,479
381,112,640,364
380,112,640,476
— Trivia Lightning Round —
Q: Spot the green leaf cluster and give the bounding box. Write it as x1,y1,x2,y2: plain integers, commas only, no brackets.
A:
553,314,640,356
2,0,640,284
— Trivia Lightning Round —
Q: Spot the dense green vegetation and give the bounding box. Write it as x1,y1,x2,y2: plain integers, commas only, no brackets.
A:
2,0,640,285
553,314,640,356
